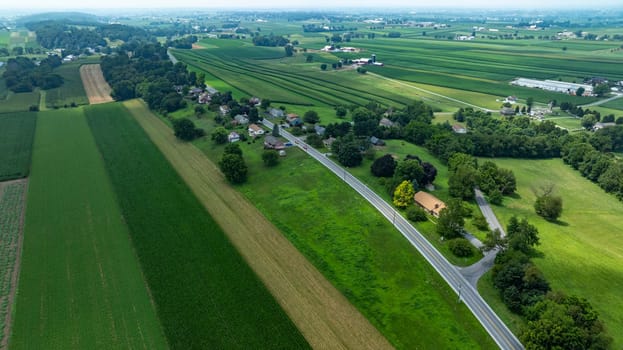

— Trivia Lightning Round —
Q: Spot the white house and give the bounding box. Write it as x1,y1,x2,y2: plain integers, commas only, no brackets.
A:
228,131,240,143
248,124,265,137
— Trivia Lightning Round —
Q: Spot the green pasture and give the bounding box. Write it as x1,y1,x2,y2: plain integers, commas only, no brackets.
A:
601,97,623,111
479,157,623,348
44,62,89,108
86,103,309,349
541,115,582,130
10,108,167,350
0,112,36,181
191,116,496,349
0,91,40,113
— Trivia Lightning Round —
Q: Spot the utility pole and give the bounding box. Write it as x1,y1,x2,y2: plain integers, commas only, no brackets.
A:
458,283,462,303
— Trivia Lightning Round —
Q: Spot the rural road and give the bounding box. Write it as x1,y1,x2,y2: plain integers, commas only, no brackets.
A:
369,72,497,113
579,92,623,107
262,119,524,350
458,188,508,287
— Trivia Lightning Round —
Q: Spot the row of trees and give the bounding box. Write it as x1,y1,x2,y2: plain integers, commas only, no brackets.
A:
446,153,516,204
252,34,289,47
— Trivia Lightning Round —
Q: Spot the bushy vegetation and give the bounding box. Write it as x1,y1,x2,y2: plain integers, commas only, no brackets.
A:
0,112,37,181
86,104,306,349
2,56,64,92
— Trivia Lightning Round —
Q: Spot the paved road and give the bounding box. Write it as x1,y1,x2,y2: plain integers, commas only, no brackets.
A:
474,188,506,236
262,119,523,350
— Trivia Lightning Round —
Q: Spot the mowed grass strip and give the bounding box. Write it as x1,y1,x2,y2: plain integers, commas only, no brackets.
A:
10,109,167,350
85,102,309,349
126,99,393,350
0,112,36,181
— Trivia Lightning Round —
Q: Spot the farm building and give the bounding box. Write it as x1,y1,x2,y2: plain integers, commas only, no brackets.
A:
379,117,394,128
414,191,446,217
219,105,230,116
510,78,593,96
370,136,385,146
314,125,326,135
323,137,336,148
234,114,249,125
593,122,616,131
452,125,467,134
268,108,285,118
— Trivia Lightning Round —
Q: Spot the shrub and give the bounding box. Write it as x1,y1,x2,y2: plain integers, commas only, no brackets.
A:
448,238,474,257
406,206,427,222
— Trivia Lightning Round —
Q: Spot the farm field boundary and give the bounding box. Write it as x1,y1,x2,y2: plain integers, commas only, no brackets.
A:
125,99,392,350
0,112,37,182
86,102,310,349
10,108,167,350
0,179,27,350
79,64,113,104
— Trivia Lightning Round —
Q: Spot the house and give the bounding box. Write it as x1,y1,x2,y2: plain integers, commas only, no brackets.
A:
370,136,385,146
452,124,467,134
314,125,326,136
500,106,516,116
233,114,249,125
379,117,394,128
227,131,240,143
264,135,285,150
219,105,230,116
249,97,261,106
198,92,211,104
504,96,517,104
323,137,336,148
286,113,303,127
414,191,446,217
189,87,203,96
593,122,616,131
204,85,218,95
268,108,285,118
248,124,265,137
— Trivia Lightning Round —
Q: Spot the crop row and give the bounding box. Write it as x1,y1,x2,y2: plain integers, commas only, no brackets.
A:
0,113,37,181
0,181,26,345
85,103,309,349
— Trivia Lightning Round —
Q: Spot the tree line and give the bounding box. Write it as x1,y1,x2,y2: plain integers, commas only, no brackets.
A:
2,55,63,93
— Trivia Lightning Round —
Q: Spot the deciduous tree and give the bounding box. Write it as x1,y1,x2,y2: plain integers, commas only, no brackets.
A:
393,180,415,209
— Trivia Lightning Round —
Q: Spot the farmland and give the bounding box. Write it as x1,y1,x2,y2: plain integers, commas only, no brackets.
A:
478,158,623,348
0,91,40,114
79,64,113,105
0,180,27,349
0,112,36,181
10,108,167,349
44,62,89,108
127,99,393,349
185,114,496,349
85,103,309,349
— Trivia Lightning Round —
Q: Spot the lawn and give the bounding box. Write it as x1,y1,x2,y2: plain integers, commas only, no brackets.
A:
85,103,309,349
0,112,37,181
192,117,497,349
478,157,623,348
44,62,89,108
10,108,168,350
0,181,27,348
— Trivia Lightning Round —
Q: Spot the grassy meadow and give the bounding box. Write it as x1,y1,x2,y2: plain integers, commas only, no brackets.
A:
0,91,40,113
0,112,37,181
190,116,496,349
85,103,309,349
477,157,623,348
10,108,168,350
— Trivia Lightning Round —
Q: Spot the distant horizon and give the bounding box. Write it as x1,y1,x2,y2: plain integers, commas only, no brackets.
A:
3,0,623,12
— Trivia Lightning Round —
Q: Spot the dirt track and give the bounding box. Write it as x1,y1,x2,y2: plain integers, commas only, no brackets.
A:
125,99,393,350
80,64,114,105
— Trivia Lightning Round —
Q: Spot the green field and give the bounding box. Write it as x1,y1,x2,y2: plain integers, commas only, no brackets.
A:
44,62,89,108
478,158,623,348
0,91,40,113
10,108,168,349
0,181,27,347
85,103,309,349
601,97,623,111
0,112,37,181
192,119,496,349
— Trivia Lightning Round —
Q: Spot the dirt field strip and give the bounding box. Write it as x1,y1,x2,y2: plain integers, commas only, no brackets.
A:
79,64,114,105
126,99,393,350
0,179,28,350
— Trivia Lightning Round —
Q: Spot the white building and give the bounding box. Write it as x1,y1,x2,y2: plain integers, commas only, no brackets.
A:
510,78,593,96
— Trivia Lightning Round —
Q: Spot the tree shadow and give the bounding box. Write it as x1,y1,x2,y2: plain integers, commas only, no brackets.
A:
508,193,522,199
548,219,568,226
529,249,545,259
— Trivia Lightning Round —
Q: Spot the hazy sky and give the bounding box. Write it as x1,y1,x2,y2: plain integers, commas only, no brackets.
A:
5,0,622,10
